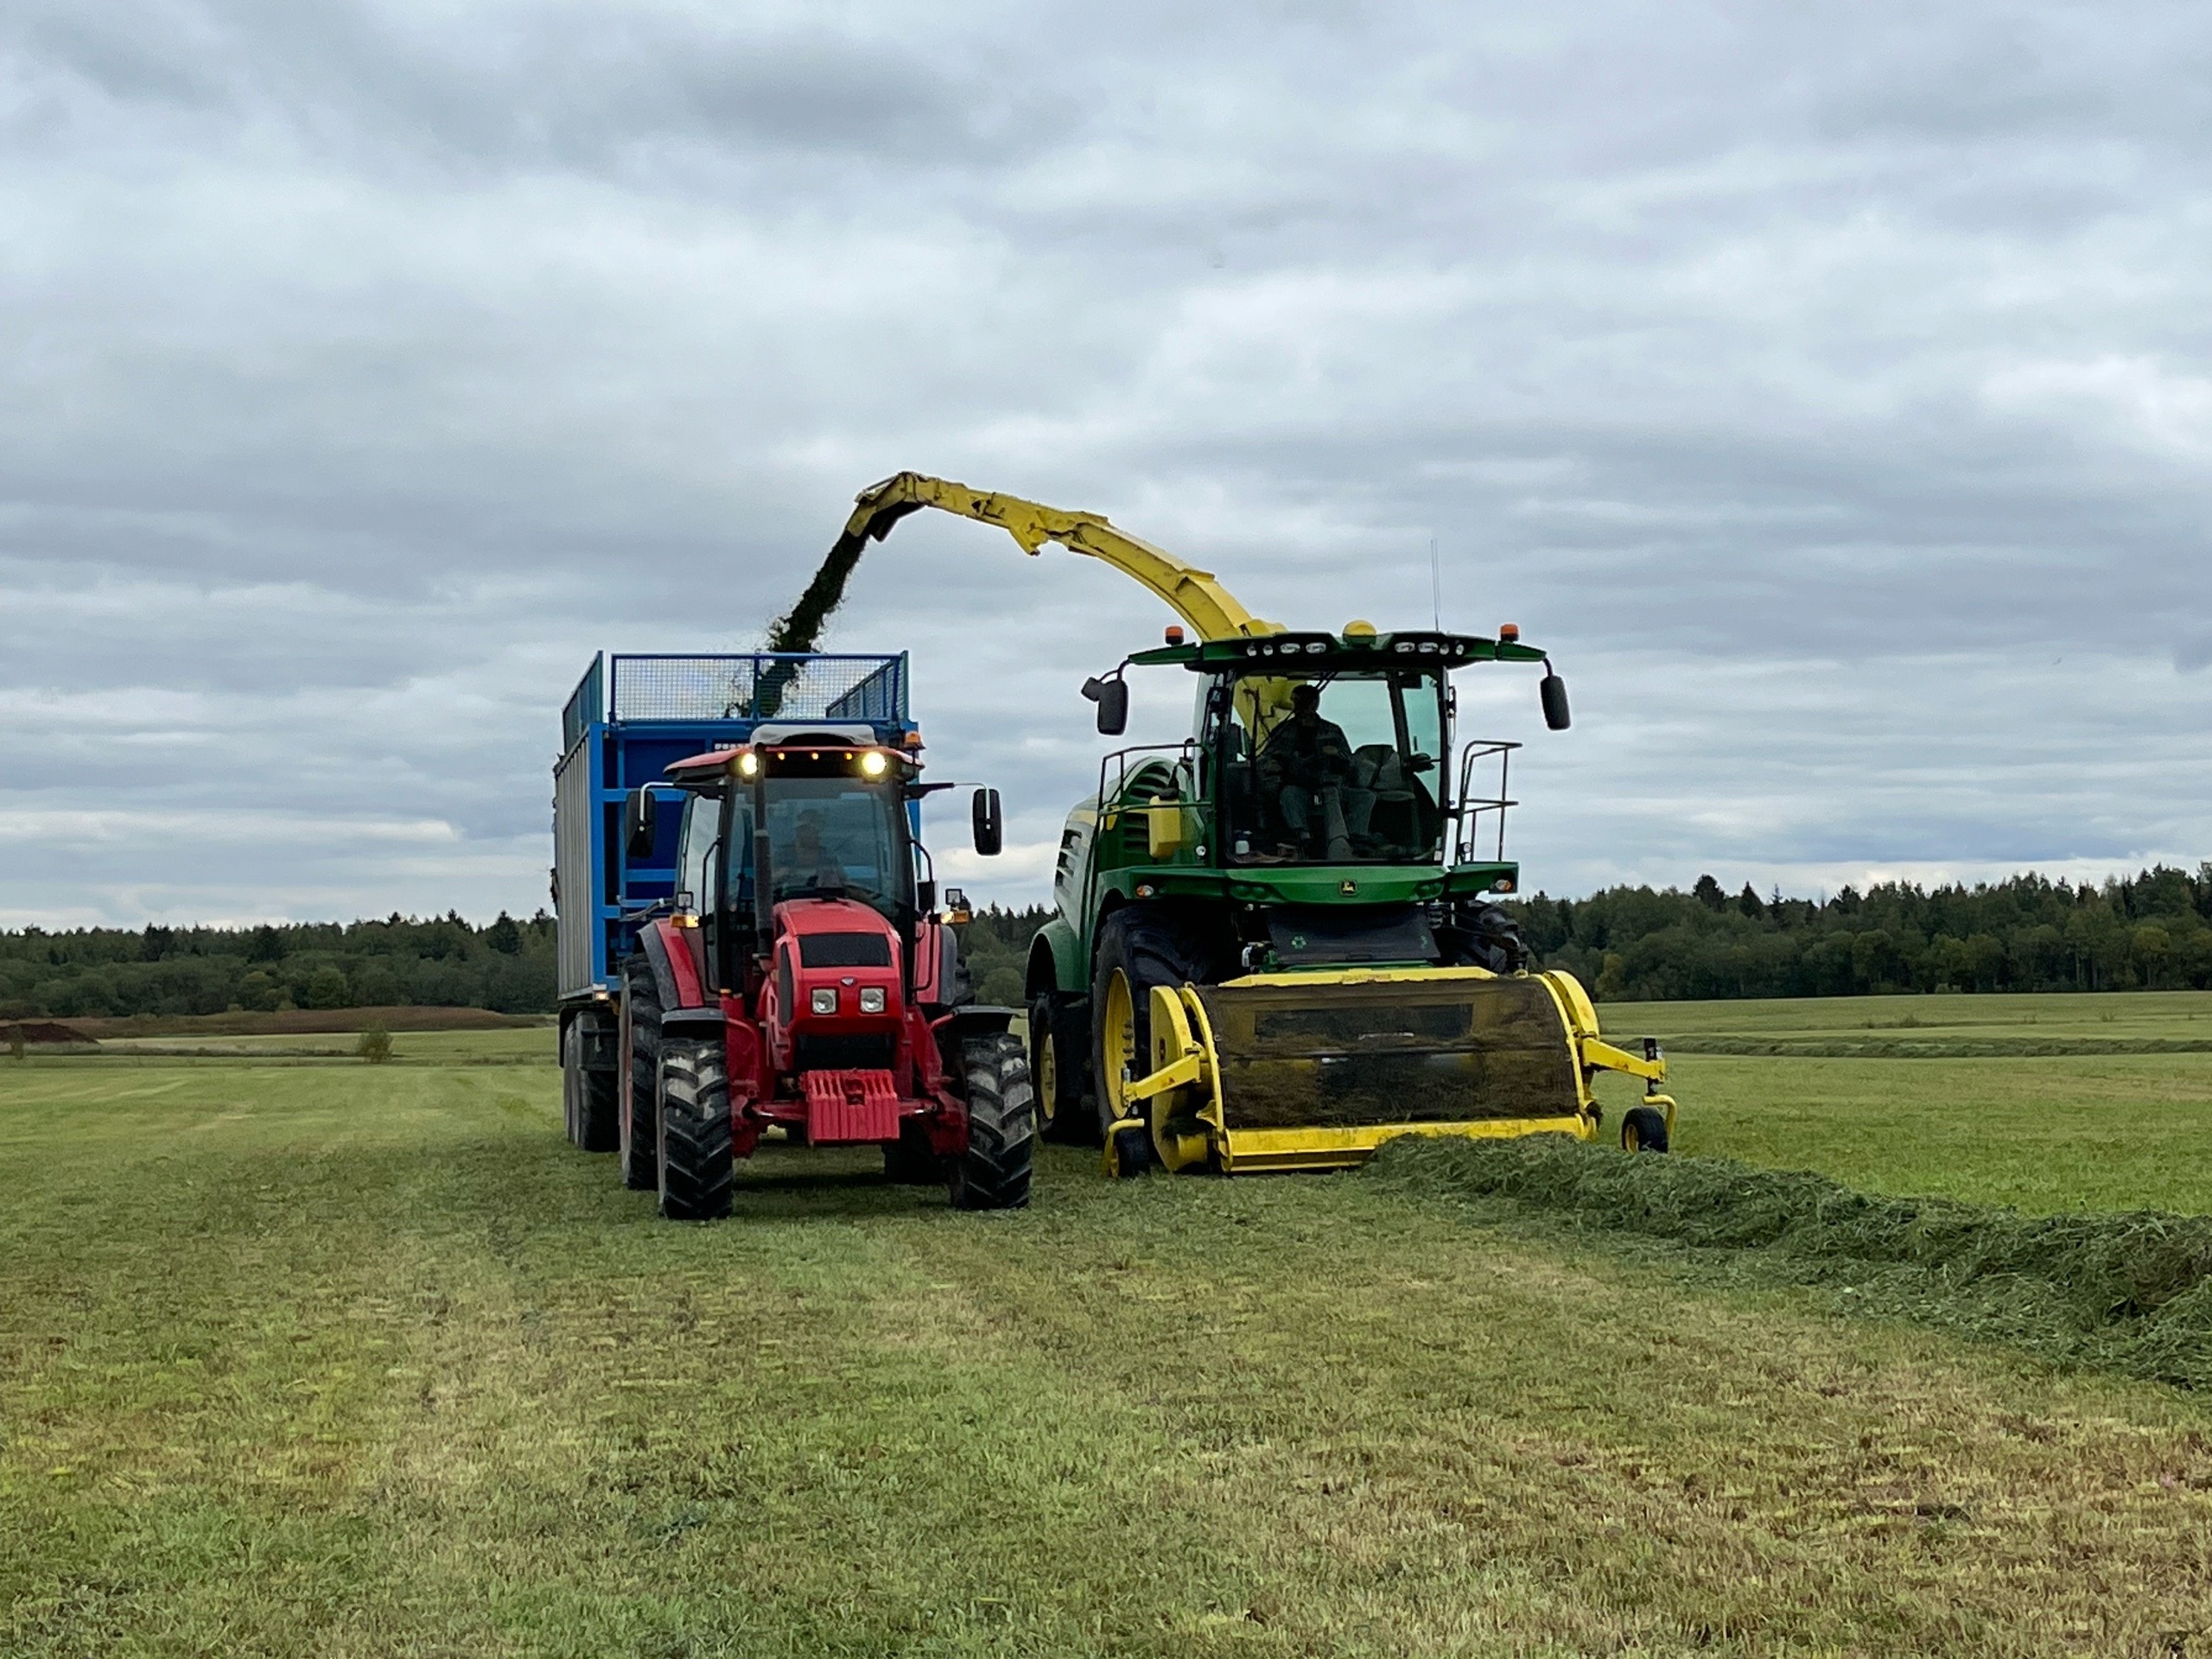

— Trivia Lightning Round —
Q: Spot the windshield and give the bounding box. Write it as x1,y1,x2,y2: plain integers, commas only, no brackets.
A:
727,779,909,916
1215,670,1445,864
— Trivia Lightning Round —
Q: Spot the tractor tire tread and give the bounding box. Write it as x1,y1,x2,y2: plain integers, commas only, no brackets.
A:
658,1039,734,1220
620,953,662,1190
952,1033,1035,1210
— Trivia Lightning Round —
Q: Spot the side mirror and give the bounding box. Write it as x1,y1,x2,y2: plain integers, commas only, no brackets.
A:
971,787,1003,856
624,785,659,856
1540,670,1571,732
1084,675,1130,736
916,878,937,914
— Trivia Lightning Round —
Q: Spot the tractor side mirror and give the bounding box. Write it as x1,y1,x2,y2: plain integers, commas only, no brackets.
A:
971,787,1003,856
1540,669,1571,732
916,878,937,913
624,785,659,856
1084,675,1129,736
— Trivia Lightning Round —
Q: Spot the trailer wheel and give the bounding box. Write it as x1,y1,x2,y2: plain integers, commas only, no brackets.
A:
1621,1104,1670,1154
950,1033,1035,1211
562,1020,583,1147
1028,992,1090,1144
619,954,662,1190
1089,908,1214,1141
565,1014,619,1152
657,1039,733,1221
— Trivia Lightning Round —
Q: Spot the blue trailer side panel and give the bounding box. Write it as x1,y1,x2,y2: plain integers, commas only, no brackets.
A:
554,652,915,1005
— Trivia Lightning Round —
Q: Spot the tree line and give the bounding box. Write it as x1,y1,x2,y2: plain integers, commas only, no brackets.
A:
0,912,556,1020
1514,866,2212,1001
3,866,2207,1020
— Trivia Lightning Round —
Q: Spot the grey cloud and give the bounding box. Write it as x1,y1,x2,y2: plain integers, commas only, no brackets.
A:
2,0,2209,925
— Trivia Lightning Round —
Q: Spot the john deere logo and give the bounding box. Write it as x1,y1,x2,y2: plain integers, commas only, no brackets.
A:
1340,880,1358,895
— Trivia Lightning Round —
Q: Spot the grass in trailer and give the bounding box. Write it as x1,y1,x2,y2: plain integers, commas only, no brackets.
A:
5,1034,2212,1655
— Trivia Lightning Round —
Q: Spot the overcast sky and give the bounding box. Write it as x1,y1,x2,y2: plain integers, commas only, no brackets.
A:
3,0,2208,927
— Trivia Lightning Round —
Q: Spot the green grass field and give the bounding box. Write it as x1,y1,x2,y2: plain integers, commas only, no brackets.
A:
5,998,2212,1656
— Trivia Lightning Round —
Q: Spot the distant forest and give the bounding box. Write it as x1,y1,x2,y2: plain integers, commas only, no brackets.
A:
0,912,557,1021
3,866,2208,1020
1521,866,2212,1001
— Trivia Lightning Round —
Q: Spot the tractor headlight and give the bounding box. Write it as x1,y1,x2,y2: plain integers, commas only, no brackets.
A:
810,988,838,1015
859,987,887,1014
737,752,760,779
859,750,887,778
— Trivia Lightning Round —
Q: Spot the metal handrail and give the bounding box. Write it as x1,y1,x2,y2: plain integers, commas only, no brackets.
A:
1452,740,1522,864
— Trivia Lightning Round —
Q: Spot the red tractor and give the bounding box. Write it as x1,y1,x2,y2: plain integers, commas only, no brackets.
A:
615,733,1033,1219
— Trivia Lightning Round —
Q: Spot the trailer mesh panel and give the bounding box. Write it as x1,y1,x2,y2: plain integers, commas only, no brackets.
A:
609,655,906,725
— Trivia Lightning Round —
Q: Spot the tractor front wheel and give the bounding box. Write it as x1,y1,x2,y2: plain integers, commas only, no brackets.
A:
657,1039,734,1221
950,1033,1035,1211
619,954,662,1190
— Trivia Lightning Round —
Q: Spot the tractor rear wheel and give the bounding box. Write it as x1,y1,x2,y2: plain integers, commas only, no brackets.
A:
657,1038,734,1221
1089,908,1213,1141
619,954,662,1190
1028,991,1090,1144
950,1033,1034,1211
1621,1104,1670,1154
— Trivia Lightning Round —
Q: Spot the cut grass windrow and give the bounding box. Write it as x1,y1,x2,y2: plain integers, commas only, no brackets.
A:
1370,1135,2212,1391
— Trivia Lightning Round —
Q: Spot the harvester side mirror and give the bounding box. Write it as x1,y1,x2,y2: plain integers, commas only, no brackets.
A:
1540,670,1571,732
624,786,659,856
1084,675,1129,735
971,787,1003,856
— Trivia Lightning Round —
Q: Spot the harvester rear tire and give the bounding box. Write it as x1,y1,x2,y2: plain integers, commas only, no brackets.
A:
1089,908,1214,1141
657,1039,734,1221
950,1034,1035,1211
1028,991,1090,1144
619,954,662,1191
1622,1105,1670,1154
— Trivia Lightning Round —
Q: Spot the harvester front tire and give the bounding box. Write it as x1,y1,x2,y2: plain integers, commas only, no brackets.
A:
619,954,662,1191
950,1034,1035,1211
657,1039,734,1221
1622,1105,1670,1154
1089,908,1214,1141
1028,991,1090,1143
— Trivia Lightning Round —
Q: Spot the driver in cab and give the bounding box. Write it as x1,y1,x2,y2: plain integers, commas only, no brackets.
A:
785,808,849,894
1258,682,1361,861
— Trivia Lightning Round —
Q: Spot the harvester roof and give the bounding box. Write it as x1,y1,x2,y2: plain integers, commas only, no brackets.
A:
1128,628,1549,671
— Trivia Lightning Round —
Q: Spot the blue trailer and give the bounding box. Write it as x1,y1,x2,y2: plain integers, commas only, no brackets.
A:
552,651,918,1150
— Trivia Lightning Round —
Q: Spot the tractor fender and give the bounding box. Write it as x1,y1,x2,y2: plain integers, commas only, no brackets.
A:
1027,916,1085,1000
638,921,722,1040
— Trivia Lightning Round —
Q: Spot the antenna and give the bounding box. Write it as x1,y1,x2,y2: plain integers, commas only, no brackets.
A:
1430,535,1442,631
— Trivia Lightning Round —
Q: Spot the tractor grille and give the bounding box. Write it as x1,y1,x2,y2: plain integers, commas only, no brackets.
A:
795,1032,897,1071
